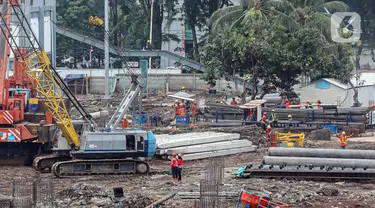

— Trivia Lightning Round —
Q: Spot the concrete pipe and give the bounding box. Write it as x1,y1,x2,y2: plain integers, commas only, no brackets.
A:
263,156,375,168
268,147,375,160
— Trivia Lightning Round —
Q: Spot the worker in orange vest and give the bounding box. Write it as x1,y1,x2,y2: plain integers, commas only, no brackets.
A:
336,131,351,149
177,153,183,182
191,101,197,123
179,103,186,117
230,98,238,105
317,100,322,108
171,152,178,182
261,112,268,130
121,116,128,128
285,99,291,108
175,100,180,116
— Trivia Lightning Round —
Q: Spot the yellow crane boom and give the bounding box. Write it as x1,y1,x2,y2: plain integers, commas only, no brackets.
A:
0,0,96,148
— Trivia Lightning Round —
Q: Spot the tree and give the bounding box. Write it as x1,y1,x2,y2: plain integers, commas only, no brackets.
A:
208,0,294,34
203,8,356,105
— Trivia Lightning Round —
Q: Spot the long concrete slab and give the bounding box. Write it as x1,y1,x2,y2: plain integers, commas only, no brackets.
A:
156,132,216,143
157,133,240,149
156,132,238,145
263,156,375,168
179,146,257,161
158,140,253,155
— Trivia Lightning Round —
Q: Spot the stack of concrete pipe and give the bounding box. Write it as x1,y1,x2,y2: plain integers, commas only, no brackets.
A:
263,147,375,168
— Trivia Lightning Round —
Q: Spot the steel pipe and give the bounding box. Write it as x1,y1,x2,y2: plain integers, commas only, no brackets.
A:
268,147,375,159
263,156,375,168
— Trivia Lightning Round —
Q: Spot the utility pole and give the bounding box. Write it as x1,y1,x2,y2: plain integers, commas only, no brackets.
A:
104,0,110,100
89,47,93,68
148,0,154,95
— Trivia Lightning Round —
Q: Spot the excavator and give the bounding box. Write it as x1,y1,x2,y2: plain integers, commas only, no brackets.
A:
0,0,156,176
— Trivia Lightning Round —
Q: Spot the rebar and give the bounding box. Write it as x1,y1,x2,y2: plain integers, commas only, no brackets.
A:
199,157,225,208
0,180,54,208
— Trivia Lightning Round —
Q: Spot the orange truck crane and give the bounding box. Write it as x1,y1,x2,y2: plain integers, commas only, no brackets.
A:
0,0,57,165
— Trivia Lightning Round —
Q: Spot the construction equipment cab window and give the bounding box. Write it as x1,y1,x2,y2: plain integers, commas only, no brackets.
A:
137,137,144,151
126,135,136,150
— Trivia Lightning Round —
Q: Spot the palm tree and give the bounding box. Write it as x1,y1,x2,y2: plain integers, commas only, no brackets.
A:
208,0,295,34
289,0,349,40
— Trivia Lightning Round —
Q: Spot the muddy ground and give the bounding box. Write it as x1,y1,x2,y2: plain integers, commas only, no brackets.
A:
1,139,375,207
2,92,375,207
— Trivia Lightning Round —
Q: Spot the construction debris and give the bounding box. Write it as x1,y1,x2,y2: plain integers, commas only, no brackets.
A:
55,183,153,208
156,132,257,160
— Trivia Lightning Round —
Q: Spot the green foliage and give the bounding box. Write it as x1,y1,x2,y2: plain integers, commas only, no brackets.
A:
203,6,355,95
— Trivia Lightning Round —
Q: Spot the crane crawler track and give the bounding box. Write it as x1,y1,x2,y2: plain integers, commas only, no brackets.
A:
52,159,150,177
33,155,71,172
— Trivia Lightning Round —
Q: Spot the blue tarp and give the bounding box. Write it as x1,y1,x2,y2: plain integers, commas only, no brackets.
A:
64,74,85,82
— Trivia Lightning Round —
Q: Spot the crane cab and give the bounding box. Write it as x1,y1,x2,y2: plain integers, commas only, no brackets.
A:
71,130,156,159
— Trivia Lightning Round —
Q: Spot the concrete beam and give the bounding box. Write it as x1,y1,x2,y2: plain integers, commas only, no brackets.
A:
263,156,375,168
178,146,257,161
269,147,375,160
157,133,240,149
157,132,223,145
158,140,253,155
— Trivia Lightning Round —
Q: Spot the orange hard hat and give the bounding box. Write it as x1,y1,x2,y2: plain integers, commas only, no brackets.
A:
264,112,267,115
178,153,182,157
317,99,321,103
172,152,177,156
194,101,197,104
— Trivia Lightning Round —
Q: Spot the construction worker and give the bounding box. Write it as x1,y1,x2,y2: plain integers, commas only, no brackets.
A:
317,100,322,108
288,114,293,127
230,98,238,106
181,86,186,92
121,116,128,128
175,100,180,116
265,125,272,145
336,131,351,149
177,153,183,182
171,153,178,182
269,109,278,127
179,103,186,117
261,112,268,130
285,99,291,108
146,40,152,50
306,100,313,109
191,101,197,123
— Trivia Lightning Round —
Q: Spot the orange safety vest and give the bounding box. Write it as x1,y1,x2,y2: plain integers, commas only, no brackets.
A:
261,116,267,124
230,101,237,105
338,136,349,146
175,104,180,115
191,104,197,115
179,107,185,117
286,103,291,108
121,119,128,128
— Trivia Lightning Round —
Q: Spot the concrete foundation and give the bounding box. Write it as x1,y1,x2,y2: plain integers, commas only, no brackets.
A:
268,147,375,159
263,156,375,168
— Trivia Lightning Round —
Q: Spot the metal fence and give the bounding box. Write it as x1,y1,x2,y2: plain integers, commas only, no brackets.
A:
0,180,54,208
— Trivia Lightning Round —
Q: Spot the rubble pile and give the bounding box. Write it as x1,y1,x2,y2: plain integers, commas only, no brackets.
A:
55,183,153,208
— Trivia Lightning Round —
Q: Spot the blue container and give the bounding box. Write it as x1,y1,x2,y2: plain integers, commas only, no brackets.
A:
176,115,188,124
29,104,38,113
323,124,337,133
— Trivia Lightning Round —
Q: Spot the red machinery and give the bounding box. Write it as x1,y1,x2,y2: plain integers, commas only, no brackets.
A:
236,188,290,208
0,0,56,164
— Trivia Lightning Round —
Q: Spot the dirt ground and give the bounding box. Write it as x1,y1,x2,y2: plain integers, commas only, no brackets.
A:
2,92,375,207
1,139,375,207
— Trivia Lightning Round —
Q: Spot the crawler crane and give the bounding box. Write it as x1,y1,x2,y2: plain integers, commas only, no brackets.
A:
0,0,156,176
